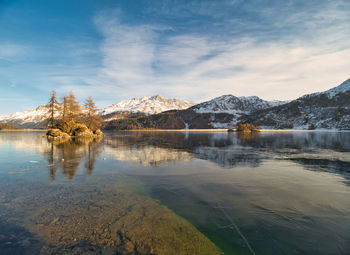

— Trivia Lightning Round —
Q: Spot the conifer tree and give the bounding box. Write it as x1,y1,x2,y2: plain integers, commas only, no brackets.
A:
45,90,60,128
65,91,81,122
61,96,68,122
83,96,102,131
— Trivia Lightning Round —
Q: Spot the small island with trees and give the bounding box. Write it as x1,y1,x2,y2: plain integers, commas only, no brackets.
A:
0,124,24,130
44,91,103,141
228,123,261,133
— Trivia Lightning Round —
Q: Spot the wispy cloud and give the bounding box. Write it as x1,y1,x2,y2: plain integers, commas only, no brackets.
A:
3,0,348,115
78,3,350,103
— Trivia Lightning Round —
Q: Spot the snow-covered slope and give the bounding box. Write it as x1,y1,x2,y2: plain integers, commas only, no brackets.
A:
244,78,350,129
99,95,195,115
191,95,286,114
0,95,195,128
0,105,53,128
185,95,286,128
312,78,350,98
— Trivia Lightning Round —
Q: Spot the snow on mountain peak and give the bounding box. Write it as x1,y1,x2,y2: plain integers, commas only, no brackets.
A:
99,95,195,115
325,78,350,97
191,94,285,114
0,104,54,127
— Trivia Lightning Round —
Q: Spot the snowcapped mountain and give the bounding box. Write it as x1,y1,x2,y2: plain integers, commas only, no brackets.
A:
99,95,195,116
186,95,286,128
0,105,53,128
244,78,350,129
106,78,350,130
2,79,349,130
190,95,286,114
307,78,350,98
0,95,195,128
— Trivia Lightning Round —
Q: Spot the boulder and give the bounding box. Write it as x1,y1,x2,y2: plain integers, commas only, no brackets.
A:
46,129,70,144
94,129,103,137
73,123,94,137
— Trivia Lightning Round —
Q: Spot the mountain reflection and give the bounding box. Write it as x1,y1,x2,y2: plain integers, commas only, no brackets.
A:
103,131,350,172
0,131,349,179
46,137,102,180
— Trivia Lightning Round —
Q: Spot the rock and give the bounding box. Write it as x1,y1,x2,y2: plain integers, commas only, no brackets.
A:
47,120,103,141
73,124,93,137
94,129,103,137
46,129,70,141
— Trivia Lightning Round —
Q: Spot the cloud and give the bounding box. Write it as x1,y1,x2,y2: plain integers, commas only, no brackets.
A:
84,4,349,104
36,1,350,108
0,44,33,61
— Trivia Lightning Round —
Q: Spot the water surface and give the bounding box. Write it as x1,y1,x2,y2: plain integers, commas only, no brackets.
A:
0,131,349,254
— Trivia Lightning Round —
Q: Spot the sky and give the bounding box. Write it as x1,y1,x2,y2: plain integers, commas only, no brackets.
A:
0,0,349,115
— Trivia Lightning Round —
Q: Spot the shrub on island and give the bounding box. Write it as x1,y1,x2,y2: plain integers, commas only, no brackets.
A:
235,123,260,132
47,120,103,140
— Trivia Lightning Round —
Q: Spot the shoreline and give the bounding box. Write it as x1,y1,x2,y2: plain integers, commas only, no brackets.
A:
2,128,350,133
115,128,350,133
0,129,46,132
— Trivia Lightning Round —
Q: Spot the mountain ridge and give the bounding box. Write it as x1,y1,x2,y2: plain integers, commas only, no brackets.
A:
1,78,349,130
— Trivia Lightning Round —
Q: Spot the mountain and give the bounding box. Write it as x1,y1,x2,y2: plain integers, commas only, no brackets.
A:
105,79,350,130
187,95,286,128
2,79,349,130
104,95,286,130
242,78,350,129
191,95,286,114
99,95,195,116
0,95,195,128
0,105,51,128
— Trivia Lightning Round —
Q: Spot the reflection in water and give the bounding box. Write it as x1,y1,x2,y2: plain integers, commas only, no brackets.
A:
1,131,350,254
46,138,103,180
103,131,350,172
1,131,349,177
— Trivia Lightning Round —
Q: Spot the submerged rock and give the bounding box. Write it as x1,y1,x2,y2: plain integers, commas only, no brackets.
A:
14,179,221,255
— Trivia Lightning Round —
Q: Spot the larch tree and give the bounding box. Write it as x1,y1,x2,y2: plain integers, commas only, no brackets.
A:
65,91,81,122
61,95,68,122
45,90,61,128
84,96,102,131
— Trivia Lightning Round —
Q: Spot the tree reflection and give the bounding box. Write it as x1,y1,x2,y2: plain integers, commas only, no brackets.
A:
46,137,102,180
235,131,261,141
47,143,59,181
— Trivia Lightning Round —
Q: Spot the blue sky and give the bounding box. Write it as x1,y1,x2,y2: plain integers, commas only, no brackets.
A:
0,0,349,115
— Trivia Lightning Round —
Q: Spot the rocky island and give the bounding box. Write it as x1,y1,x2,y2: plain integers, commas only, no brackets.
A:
44,91,103,142
46,120,103,140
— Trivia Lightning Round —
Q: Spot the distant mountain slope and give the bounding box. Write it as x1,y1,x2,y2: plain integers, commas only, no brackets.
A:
105,78,350,130
191,95,286,114
99,95,195,116
0,95,195,128
2,79,349,130
186,95,286,128
243,78,350,129
0,105,50,128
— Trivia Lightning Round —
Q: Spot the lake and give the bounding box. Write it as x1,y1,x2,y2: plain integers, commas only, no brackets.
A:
0,131,349,255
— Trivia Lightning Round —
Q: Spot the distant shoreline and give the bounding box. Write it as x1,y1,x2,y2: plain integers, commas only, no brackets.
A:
1,128,349,133
118,129,350,133
0,129,46,132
